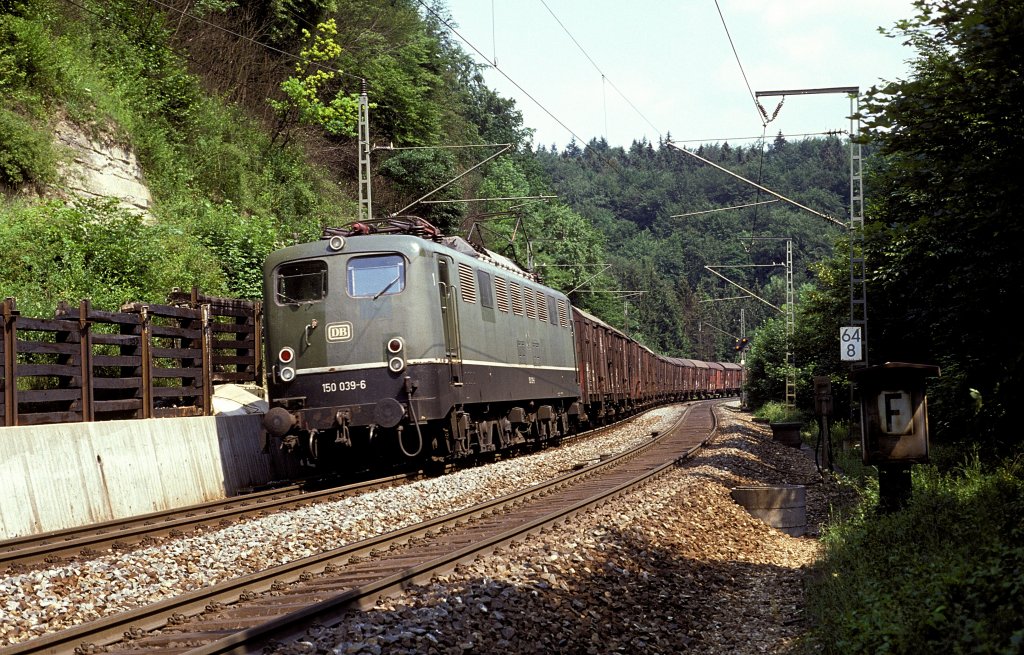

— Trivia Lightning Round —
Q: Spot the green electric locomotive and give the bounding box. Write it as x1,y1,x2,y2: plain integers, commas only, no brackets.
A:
262,217,581,470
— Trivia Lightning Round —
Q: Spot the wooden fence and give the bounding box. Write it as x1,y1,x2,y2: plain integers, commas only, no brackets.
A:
0,289,262,427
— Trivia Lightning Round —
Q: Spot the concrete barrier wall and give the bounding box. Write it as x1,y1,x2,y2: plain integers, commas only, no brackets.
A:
0,414,276,540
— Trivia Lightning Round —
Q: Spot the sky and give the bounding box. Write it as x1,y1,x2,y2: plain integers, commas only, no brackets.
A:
438,0,920,150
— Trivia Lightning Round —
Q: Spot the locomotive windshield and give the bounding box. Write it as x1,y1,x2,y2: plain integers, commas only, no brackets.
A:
275,260,328,305
348,254,406,298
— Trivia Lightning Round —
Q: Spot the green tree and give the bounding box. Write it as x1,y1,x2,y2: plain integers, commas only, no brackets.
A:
859,0,1024,456
0,199,225,314
376,147,464,234
269,18,361,141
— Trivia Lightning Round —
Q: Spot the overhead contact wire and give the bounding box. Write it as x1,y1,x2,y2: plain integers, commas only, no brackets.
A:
416,0,627,174
538,0,662,140
416,0,589,148
713,0,768,127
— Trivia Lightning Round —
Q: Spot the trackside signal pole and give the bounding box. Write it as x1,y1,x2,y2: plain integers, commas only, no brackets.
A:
745,237,795,408
704,246,791,406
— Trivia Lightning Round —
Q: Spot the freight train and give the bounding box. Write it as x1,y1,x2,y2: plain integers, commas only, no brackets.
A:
261,216,741,471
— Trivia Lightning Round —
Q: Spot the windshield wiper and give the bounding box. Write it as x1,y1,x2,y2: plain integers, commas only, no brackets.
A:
373,274,401,300
277,291,307,306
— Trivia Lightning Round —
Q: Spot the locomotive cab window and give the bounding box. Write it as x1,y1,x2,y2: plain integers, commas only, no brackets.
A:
477,270,494,309
547,296,558,325
275,260,328,305
348,254,406,298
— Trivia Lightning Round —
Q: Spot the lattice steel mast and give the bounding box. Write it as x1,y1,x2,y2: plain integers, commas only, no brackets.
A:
358,79,372,222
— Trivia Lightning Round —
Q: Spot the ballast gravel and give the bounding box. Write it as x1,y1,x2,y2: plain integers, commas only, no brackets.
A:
0,407,680,646
0,405,859,654
275,407,856,655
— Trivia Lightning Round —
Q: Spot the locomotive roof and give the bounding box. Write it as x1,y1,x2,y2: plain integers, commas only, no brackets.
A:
267,230,539,285
317,217,541,285
439,236,536,282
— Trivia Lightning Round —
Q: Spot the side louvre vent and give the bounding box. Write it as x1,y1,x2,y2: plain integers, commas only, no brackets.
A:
495,277,510,312
510,282,524,315
538,291,550,322
558,299,569,328
458,263,477,304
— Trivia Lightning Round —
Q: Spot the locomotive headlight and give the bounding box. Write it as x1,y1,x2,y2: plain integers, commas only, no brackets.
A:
328,235,346,251
278,347,295,364
279,366,296,382
386,337,405,373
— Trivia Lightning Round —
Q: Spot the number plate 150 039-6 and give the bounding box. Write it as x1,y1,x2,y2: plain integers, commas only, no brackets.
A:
322,380,367,393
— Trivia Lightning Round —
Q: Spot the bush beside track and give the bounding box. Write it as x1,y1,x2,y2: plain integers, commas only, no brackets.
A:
804,456,1024,654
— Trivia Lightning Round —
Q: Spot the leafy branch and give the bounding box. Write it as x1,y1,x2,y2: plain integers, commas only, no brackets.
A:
269,19,365,140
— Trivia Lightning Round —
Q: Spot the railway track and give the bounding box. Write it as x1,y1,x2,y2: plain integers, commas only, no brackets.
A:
0,475,416,574
3,400,719,655
0,410,647,575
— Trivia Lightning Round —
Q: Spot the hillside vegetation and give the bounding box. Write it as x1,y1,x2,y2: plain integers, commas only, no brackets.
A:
3,0,1024,651
0,0,847,360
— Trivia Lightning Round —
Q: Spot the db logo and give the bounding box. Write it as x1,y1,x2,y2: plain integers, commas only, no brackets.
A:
326,322,353,342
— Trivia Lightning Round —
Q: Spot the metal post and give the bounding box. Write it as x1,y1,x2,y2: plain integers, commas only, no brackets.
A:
358,79,372,222
139,306,153,419
755,86,866,419
253,301,264,388
200,304,213,416
785,238,795,408
847,92,869,447
740,308,749,409
849,92,868,363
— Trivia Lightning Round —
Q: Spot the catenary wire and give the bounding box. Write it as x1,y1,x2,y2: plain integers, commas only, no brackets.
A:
416,0,630,175
713,0,771,128
538,0,663,141
416,0,590,149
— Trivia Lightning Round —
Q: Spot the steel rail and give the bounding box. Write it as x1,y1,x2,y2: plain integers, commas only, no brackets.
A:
0,409,650,573
3,401,718,655
195,401,718,654
0,475,416,572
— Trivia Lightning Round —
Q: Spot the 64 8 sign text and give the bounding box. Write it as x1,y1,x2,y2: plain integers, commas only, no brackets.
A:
840,326,863,362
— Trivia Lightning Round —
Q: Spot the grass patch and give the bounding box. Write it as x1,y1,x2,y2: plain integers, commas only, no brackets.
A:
754,400,806,424
803,454,1024,654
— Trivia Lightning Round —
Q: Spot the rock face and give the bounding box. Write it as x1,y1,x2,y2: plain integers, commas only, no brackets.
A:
53,120,154,218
